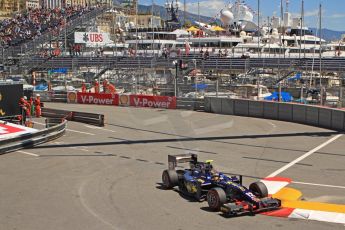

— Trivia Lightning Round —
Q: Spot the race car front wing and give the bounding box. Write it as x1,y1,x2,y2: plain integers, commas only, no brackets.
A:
220,198,281,216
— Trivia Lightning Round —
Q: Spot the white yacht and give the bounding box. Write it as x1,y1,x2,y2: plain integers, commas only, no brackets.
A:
324,34,345,58
123,0,328,58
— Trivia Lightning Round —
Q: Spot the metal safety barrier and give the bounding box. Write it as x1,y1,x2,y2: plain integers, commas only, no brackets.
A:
51,91,68,103
176,98,205,111
41,108,104,127
0,119,67,155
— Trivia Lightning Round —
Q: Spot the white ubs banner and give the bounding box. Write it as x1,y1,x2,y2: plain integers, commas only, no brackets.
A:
74,32,112,45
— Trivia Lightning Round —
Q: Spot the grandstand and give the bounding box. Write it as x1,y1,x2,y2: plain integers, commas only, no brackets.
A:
0,4,111,73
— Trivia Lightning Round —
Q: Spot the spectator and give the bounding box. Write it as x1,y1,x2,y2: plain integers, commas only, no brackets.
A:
0,6,96,48
204,49,209,60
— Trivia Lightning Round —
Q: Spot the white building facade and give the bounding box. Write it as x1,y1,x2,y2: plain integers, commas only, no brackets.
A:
41,0,63,8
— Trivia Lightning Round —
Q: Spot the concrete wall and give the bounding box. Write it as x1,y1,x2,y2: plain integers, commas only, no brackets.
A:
205,97,345,131
248,101,264,117
234,100,249,116
221,98,234,115
263,102,278,120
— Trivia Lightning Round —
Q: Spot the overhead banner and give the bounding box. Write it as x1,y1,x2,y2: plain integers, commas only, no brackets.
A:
77,92,119,106
74,32,112,45
129,95,176,109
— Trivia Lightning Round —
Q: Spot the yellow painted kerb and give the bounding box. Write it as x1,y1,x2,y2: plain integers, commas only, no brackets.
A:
274,187,345,214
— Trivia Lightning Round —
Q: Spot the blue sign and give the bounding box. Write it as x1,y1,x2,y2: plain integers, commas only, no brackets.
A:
49,68,68,74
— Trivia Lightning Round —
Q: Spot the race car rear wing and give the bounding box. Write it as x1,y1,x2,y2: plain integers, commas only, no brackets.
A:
168,153,198,170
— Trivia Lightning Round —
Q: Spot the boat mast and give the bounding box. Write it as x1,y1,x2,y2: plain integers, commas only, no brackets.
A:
256,0,261,98
151,0,154,55
319,3,323,105
301,0,305,58
183,0,186,27
198,1,200,50
280,0,284,58
299,0,304,59
257,0,260,58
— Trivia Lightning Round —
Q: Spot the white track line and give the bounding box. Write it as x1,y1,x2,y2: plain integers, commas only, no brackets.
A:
35,121,94,136
84,125,117,133
66,129,95,135
292,181,345,190
267,134,343,177
69,146,90,152
34,121,49,126
17,150,39,157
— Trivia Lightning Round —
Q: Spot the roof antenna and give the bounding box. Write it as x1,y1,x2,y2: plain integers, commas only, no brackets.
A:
285,0,289,12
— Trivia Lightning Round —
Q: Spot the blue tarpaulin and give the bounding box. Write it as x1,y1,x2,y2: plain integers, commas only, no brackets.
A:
192,84,208,90
264,92,293,102
34,83,48,91
288,72,302,81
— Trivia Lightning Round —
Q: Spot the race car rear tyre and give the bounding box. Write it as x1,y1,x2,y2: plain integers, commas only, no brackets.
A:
207,187,227,211
249,181,268,198
162,170,178,189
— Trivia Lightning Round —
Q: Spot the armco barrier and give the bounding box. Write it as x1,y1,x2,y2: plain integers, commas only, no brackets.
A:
176,98,204,110
0,119,67,155
206,97,345,131
33,91,68,103
41,107,104,126
51,91,68,103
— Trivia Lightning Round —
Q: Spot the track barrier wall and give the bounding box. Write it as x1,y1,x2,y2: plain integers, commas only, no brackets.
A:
205,97,345,131
176,98,204,110
0,119,67,155
72,92,177,109
40,91,345,131
41,108,104,126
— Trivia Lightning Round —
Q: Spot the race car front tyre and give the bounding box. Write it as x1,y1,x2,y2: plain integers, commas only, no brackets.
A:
194,182,203,202
249,181,268,198
162,170,178,189
207,187,227,211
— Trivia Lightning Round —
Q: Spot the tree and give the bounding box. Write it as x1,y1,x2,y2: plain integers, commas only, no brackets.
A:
183,20,192,28
209,21,219,26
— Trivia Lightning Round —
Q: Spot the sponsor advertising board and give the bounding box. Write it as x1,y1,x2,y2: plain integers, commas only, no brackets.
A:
118,94,130,106
74,32,112,46
0,84,23,117
77,93,119,105
129,95,176,109
67,91,78,103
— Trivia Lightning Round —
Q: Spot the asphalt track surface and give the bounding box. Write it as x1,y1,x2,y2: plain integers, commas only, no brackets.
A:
1,103,345,230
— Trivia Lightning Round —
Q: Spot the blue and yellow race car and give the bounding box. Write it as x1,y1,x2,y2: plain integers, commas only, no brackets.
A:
161,154,281,216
